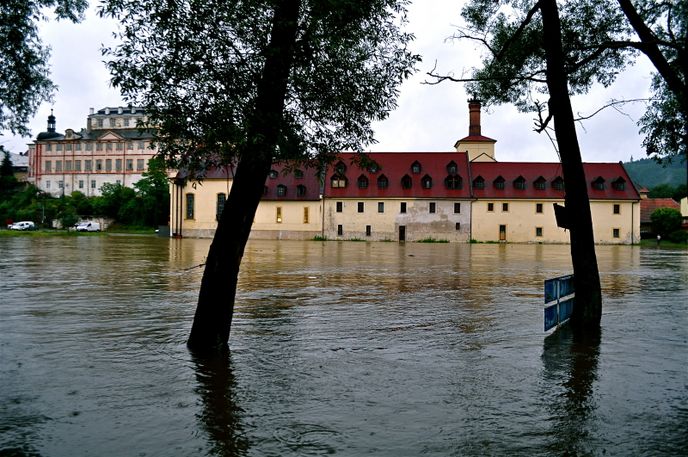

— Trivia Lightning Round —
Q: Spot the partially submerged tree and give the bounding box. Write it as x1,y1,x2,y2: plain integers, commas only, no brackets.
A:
100,0,419,352
0,0,88,136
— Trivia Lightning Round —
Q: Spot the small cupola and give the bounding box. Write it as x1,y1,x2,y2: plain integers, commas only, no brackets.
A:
454,99,497,162
47,109,56,133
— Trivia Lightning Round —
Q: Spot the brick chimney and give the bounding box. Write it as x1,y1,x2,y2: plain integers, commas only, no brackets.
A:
468,99,482,137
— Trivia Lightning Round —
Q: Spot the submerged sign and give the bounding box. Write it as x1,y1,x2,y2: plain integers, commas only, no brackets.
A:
544,274,575,331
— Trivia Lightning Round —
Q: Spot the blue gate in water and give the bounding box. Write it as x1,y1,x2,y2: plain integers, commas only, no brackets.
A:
544,274,574,331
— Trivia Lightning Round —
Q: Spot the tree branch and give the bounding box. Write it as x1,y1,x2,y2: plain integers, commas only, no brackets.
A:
494,0,542,62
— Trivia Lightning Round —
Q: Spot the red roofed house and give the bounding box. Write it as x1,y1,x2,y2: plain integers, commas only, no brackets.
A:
639,190,681,236
170,162,323,239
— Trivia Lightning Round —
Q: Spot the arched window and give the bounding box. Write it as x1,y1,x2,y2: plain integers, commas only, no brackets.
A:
335,161,347,174
357,174,369,189
276,184,287,196
493,176,505,190
401,174,412,189
445,175,462,189
330,175,347,188
473,176,485,190
377,174,389,189
446,161,458,175
269,169,278,179
592,176,605,190
534,176,546,190
367,163,379,173
294,169,304,179
552,176,564,190
216,193,226,221
411,161,421,174
612,177,626,190
296,184,307,197
513,176,526,190
421,174,433,189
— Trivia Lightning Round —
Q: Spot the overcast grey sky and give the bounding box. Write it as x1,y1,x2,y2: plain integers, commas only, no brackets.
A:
3,1,654,163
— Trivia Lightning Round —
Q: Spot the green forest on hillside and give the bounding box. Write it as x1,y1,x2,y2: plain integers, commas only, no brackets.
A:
624,158,687,189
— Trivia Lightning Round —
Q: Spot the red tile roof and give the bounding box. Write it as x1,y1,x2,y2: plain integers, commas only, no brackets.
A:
263,162,321,201
455,134,497,143
470,162,640,200
640,198,680,224
325,152,472,199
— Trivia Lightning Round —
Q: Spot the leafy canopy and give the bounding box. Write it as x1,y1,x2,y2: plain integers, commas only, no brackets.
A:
99,0,420,174
0,0,87,136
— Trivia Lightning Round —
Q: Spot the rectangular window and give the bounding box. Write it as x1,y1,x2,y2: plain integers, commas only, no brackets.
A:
65,160,72,171
124,118,130,127
378,202,384,213
109,118,115,127
127,141,134,150
186,193,195,219
613,228,620,238
303,207,309,224
357,202,364,213
455,222,461,231
116,142,124,151
613,204,620,214
91,180,96,189
138,141,145,150
66,143,72,151
116,179,121,185
75,143,81,151
536,203,543,213
487,202,494,212
44,160,52,172
46,180,51,189
454,202,461,213
46,143,52,151
106,159,112,171
366,225,371,237
216,193,226,221
136,159,144,171
96,143,103,151
97,118,103,128
276,207,282,223
106,143,113,151
337,224,343,236
502,202,509,212
400,202,407,213
85,160,92,171
536,227,543,237
336,201,343,213
78,180,84,189
429,202,436,213
55,160,62,172
75,160,81,171
56,144,63,152
58,180,63,188
115,159,122,171
85,142,92,151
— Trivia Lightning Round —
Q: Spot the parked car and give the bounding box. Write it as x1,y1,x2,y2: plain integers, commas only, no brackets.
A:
9,221,36,231
74,221,101,232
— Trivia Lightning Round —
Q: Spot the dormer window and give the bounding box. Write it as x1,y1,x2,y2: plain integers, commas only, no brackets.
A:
296,184,307,197
411,161,421,174
401,174,412,189
367,163,379,173
276,184,287,196
592,177,605,190
269,169,278,179
357,174,369,189
446,161,458,175
534,176,546,190
421,175,433,189
473,176,485,190
552,176,564,190
445,175,462,190
331,175,347,188
377,174,389,189
494,176,505,190
294,169,304,179
514,176,526,190
612,177,626,191
335,161,347,174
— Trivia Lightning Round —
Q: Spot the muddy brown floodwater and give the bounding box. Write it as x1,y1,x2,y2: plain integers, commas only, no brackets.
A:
1,236,686,456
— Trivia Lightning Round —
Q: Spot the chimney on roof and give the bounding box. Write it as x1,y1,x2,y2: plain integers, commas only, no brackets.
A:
89,107,94,115
468,99,482,137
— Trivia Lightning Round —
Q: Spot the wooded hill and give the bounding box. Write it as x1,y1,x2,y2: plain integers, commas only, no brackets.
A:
623,158,687,189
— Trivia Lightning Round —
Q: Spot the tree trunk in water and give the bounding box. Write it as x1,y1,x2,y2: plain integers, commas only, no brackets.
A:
187,0,301,353
540,0,602,329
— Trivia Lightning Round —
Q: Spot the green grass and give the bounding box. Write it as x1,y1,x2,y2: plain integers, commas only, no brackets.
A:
417,237,449,243
639,238,688,249
312,235,328,241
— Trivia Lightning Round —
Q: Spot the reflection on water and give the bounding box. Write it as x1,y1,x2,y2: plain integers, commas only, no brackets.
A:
0,236,686,456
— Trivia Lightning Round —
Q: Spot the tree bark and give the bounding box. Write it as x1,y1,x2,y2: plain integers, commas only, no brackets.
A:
187,0,302,352
540,0,602,329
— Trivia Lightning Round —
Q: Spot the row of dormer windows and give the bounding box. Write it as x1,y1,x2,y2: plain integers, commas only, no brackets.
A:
44,141,150,152
334,160,460,176
263,184,308,197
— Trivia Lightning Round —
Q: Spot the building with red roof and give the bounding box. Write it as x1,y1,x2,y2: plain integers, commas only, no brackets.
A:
640,197,681,235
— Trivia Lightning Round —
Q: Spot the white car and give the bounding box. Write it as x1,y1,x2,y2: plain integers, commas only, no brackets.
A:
9,221,36,231
75,221,101,232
